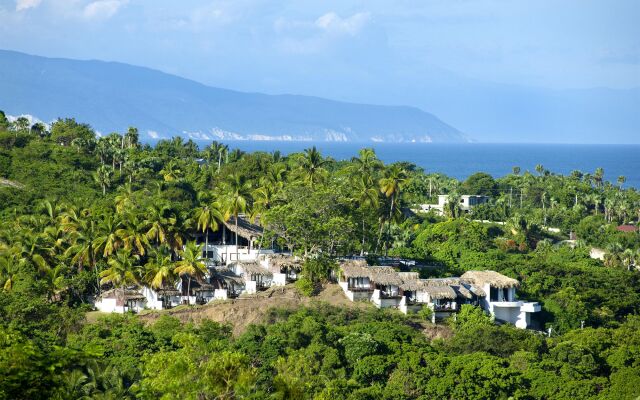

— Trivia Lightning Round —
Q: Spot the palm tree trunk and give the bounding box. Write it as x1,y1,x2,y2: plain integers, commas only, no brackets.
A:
386,195,395,256
361,219,366,256
121,285,126,313
235,215,239,262
187,276,192,305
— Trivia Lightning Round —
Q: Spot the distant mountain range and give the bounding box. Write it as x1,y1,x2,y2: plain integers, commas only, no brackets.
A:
0,50,468,143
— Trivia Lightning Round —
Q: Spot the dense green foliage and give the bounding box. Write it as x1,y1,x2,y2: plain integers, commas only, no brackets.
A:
0,114,639,398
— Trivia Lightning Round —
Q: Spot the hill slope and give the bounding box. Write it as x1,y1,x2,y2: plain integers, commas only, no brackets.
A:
0,50,468,143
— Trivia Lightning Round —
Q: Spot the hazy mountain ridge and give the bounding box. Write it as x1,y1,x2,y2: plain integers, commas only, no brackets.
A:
0,50,468,143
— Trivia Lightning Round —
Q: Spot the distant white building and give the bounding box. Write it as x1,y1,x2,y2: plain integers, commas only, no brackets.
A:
418,194,490,215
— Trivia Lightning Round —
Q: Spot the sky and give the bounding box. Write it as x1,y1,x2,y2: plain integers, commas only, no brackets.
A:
0,0,639,141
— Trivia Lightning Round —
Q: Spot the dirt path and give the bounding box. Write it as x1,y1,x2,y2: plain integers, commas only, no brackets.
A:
138,283,372,336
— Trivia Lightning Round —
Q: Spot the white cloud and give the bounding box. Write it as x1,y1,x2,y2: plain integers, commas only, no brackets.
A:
147,130,160,139
82,0,128,20
315,12,370,36
15,0,42,12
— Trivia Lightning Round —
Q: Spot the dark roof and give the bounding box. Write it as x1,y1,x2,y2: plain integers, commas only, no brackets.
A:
224,215,263,239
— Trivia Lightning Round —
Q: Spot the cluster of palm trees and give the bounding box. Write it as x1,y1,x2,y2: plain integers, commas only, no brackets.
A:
0,197,209,306
604,244,640,271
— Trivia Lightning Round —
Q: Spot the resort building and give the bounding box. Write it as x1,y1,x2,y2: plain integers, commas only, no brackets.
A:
338,261,539,329
228,261,273,294
196,215,274,266
142,285,182,310
94,288,146,313
261,254,303,286
418,194,490,215
460,271,540,329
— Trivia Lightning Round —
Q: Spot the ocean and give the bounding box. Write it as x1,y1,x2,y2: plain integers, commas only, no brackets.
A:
196,142,640,188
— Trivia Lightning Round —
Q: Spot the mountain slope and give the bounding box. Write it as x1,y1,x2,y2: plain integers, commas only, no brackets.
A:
0,50,467,143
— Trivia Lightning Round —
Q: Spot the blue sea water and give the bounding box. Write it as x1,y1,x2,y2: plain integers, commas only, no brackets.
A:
198,142,640,188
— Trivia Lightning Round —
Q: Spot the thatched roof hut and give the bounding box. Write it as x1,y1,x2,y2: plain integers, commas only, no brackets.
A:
267,254,303,273
230,261,273,277
461,270,519,289
368,266,404,286
420,285,457,300
339,260,370,278
339,261,402,286
99,288,145,301
224,215,263,240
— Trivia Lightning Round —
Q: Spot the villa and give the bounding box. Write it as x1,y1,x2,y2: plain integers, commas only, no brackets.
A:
94,288,146,313
261,254,303,286
338,261,539,329
228,260,273,294
460,270,541,329
418,194,490,215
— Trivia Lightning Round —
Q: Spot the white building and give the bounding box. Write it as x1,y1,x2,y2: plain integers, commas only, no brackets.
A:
229,261,273,294
94,288,146,313
261,254,303,286
418,194,490,215
338,261,539,329
461,270,540,329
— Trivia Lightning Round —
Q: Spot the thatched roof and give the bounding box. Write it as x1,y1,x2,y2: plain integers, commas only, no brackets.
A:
369,266,404,286
461,270,519,289
231,261,273,277
398,272,419,281
421,285,457,300
267,254,303,273
211,267,245,285
339,260,370,278
100,288,145,301
155,286,181,296
339,261,402,286
224,215,263,239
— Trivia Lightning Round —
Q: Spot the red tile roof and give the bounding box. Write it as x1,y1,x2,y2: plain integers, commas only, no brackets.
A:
616,225,638,232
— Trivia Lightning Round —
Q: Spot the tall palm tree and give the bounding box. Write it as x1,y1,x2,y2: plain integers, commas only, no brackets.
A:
117,214,150,256
594,167,605,189
298,146,329,187
221,174,252,260
94,165,113,195
352,175,380,255
144,245,176,291
144,204,174,246
379,165,408,254
64,219,99,271
194,201,223,255
99,249,140,313
95,214,123,259
174,241,206,305
350,148,383,184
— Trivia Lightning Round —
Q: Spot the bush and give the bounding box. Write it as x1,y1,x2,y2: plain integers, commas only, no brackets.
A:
295,277,315,297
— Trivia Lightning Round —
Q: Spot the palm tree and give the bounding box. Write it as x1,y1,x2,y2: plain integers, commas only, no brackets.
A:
95,214,123,259
350,148,383,184
594,167,605,189
94,166,113,195
99,249,140,313
298,146,329,187
444,192,462,219
512,166,521,176
379,165,408,254
617,175,626,189
144,246,176,292
174,241,206,305
352,175,379,255
144,204,174,246
535,164,544,176
114,183,135,214
117,215,150,256
160,160,183,182
221,174,251,260
64,218,99,271
0,245,25,291
194,201,223,255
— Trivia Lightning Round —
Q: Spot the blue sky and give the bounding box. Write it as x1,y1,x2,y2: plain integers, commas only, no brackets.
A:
1,0,639,142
